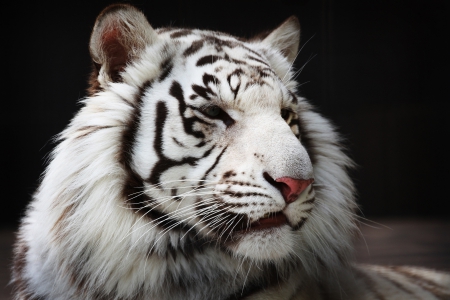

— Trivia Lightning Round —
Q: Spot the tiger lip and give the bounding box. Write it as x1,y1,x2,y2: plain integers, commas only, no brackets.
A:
246,212,288,231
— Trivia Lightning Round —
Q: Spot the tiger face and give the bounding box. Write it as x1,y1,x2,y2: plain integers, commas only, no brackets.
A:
87,4,317,262
117,29,315,260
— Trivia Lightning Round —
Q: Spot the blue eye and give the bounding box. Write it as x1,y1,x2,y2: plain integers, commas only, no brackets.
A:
199,105,235,127
204,106,222,117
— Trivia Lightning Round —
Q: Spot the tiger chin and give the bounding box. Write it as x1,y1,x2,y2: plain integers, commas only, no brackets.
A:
11,4,450,300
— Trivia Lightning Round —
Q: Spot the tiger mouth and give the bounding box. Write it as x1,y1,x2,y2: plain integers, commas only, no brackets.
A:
243,212,288,232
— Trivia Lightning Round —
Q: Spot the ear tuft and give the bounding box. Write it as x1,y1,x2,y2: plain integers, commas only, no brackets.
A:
89,4,157,83
262,16,300,64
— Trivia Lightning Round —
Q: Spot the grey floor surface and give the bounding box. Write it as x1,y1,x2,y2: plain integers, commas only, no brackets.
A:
1,219,449,299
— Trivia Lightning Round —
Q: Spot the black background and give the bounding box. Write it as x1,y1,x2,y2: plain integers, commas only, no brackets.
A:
2,0,449,227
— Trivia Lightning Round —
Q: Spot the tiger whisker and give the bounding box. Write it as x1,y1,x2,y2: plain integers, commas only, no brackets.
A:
234,252,249,285
126,179,219,200
129,213,195,257
141,182,219,194
145,198,221,234
281,34,315,84
178,203,230,239
223,215,245,243
191,204,229,238
217,213,241,241
138,183,218,202
292,53,316,82
177,198,225,240
122,197,214,242
123,197,220,242
125,188,221,215
202,206,238,238
241,257,254,295
140,200,225,253
212,207,238,238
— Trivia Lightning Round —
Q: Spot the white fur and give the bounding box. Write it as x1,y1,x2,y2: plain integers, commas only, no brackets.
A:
12,5,450,300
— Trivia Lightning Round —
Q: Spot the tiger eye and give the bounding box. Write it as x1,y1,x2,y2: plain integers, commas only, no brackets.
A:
281,109,290,121
204,106,222,117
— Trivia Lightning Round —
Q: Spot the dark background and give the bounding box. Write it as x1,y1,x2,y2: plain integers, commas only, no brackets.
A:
2,0,449,228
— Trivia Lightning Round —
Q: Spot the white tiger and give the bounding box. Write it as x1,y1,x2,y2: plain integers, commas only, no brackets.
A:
12,4,450,300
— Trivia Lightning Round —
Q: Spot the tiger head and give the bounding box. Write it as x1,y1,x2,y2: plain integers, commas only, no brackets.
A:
50,4,355,276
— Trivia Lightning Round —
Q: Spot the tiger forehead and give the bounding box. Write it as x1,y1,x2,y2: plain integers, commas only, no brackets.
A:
161,29,290,107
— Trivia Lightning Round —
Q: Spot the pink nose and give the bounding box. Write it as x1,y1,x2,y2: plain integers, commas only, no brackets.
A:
275,177,314,203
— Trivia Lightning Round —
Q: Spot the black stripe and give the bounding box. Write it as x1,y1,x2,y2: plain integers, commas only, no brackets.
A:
196,55,222,66
227,69,244,99
153,101,167,159
223,180,262,188
240,44,266,60
188,33,267,65
195,140,207,147
203,73,220,86
148,100,214,184
158,58,173,82
183,40,204,57
120,80,153,208
221,191,271,199
196,51,248,68
223,53,246,65
302,197,316,205
244,77,272,89
170,29,192,39
213,199,249,209
292,216,308,231
201,146,227,181
169,81,184,104
255,66,275,78
169,81,205,138
172,137,186,147
201,35,237,52
200,34,265,62
246,55,270,67
302,208,313,214
191,73,219,100
192,84,214,100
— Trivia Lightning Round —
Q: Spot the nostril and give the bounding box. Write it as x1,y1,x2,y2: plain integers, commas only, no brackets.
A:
263,172,290,198
263,172,314,204
263,172,276,186
276,177,314,203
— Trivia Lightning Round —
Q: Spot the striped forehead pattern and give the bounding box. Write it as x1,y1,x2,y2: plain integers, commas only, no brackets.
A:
156,28,293,107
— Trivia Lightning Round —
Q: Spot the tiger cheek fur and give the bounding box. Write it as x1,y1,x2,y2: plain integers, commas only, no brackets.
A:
12,4,450,300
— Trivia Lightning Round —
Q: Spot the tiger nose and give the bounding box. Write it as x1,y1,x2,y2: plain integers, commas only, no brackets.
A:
275,177,314,203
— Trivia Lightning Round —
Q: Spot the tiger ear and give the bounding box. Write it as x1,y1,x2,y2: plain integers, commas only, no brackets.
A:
89,4,157,83
261,16,300,64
